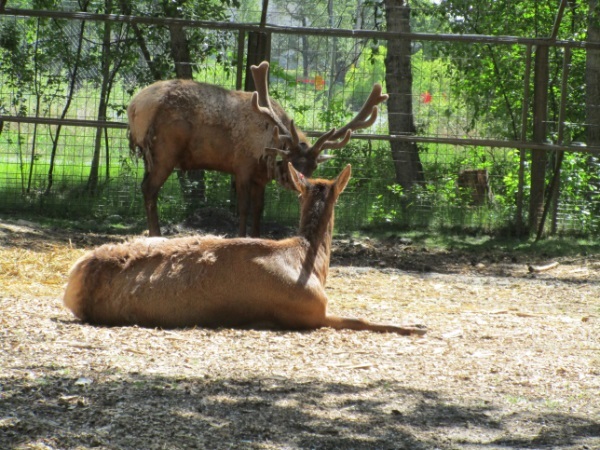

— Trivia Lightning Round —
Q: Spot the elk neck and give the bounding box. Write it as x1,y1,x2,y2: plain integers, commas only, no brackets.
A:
297,184,337,286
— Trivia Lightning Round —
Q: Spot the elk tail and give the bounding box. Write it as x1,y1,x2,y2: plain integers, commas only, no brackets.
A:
127,102,155,172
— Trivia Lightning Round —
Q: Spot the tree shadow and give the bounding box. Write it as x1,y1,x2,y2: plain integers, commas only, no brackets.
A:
1,370,597,449
2,217,599,287
331,231,600,285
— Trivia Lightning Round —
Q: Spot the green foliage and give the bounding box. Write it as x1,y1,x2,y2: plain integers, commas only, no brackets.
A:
1,1,599,236
0,21,20,56
426,1,589,142
344,45,387,109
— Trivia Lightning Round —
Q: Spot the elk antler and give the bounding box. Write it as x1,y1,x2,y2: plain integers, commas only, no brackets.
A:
306,127,342,162
250,61,271,108
313,83,389,154
311,128,352,154
251,92,291,142
250,62,293,146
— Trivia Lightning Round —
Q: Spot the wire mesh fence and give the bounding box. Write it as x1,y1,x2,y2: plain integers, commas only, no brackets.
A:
0,2,598,236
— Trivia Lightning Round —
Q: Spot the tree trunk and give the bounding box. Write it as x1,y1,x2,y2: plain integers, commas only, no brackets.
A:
529,45,549,232
328,0,339,88
383,0,424,190
587,0,600,148
301,16,310,78
245,31,271,90
45,10,87,195
117,0,162,80
586,0,600,212
169,24,193,80
233,30,271,214
88,0,112,194
27,18,42,194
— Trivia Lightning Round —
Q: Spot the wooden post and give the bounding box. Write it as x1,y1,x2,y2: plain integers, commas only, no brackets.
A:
233,0,271,214
244,0,271,92
244,31,271,92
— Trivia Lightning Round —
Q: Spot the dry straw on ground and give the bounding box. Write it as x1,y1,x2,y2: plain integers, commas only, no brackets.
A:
1,219,599,449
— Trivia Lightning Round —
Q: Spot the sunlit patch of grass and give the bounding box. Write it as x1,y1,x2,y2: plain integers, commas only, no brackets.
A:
505,395,528,405
0,245,83,298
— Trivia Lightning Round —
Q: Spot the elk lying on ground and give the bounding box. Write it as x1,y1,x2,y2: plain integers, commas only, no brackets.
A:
63,163,426,335
127,61,388,237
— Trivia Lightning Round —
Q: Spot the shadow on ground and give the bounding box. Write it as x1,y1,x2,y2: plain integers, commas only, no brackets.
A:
1,371,598,449
2,217,599,283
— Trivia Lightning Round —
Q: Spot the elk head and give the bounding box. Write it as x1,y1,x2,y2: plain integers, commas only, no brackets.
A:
250,61,388,189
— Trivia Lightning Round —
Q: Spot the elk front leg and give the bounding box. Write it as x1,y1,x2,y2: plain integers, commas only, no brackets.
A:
250,181,267,238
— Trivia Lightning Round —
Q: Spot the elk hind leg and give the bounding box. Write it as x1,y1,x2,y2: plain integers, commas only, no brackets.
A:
250,181,267,238
142,168,172,237
235,176,252,237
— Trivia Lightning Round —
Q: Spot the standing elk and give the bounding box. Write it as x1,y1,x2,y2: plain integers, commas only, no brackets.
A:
127,61,388,237
63,163,426,335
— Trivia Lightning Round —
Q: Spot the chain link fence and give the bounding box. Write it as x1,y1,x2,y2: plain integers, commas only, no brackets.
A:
0,2,598,236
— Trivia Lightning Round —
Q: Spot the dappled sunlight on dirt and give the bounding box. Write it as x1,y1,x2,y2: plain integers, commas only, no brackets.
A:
1,218,599,449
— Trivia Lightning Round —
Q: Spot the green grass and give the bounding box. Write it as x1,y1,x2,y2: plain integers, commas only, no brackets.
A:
1,139,597,238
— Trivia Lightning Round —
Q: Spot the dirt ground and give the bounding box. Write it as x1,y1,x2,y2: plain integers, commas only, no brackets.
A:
0,218,599,450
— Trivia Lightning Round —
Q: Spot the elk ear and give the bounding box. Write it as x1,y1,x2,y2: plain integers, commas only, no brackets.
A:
334,164,352,195
288,162,309,193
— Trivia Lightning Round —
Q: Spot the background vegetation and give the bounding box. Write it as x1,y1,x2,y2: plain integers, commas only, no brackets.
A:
0,0,598,236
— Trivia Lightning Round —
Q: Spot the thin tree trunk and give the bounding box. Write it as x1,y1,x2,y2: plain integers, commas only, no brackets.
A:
104,127,110,179
45,11,87,195
118,0,162,80
27,18,42,194
27,113,39,193
301,16,310,77
88,0,113,194
384,0,423,190
89,8,127,191
100,33,125,183
328,0,338,90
